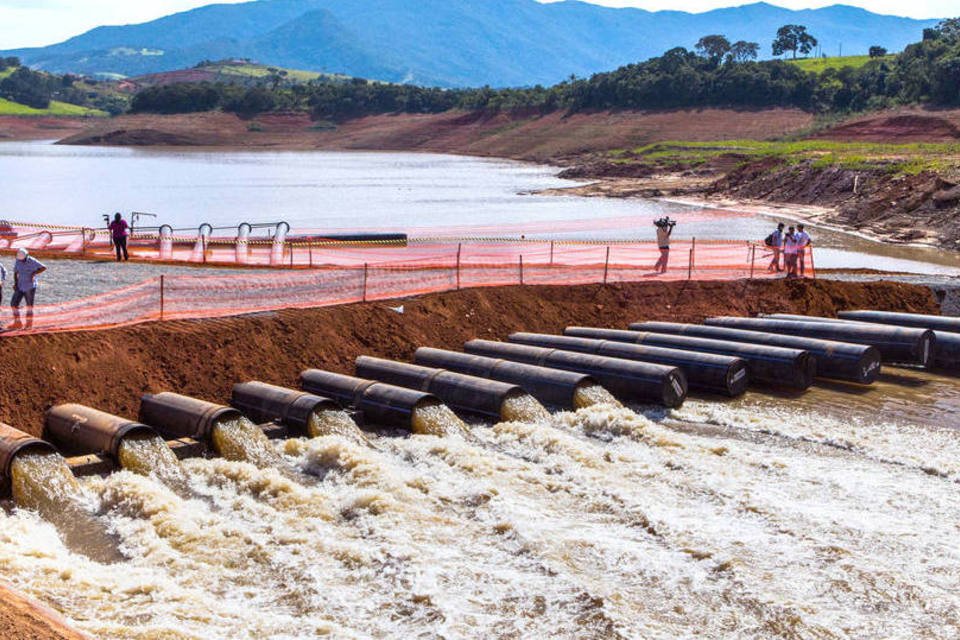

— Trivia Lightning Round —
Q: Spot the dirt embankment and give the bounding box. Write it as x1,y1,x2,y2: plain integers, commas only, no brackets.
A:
0,279,937,435
0,116,92,141
55,108,814,162
0,583,89,640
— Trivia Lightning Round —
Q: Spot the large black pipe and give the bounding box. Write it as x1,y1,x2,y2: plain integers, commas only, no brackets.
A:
0,423,57,489
355,356,524,421
629,321,882,384
707,316,935,367
566,327,814,390
44,405,158,459
838,310,960,333
414,347,594,409
510,332,748,396
231,382,341,436
139,392,243,441
300,369,440,430
835,310,960,371
463,340,687,407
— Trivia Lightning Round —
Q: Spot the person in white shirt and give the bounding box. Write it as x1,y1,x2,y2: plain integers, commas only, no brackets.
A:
782,226,801,279
795,224,812,277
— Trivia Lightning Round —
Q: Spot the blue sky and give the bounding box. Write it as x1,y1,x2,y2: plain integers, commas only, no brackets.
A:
0,0,955,49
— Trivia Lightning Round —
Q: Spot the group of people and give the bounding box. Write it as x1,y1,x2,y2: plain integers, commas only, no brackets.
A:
765,222,812,278
0,249,46,330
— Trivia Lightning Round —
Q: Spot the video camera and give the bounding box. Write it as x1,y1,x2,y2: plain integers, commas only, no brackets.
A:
654,217,676,229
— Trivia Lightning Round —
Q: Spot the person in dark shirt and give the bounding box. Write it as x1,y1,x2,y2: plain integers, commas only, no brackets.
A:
108,212,130,262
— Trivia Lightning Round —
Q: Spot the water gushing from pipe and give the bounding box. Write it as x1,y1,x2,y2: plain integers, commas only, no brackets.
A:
10,451,122,563
211,417,283,467
501,393,551,422
411,403,467,437
308,409,365,442
117,432,189,491
573,383,622,409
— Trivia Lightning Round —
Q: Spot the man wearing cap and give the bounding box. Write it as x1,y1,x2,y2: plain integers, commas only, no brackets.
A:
9,248,46,330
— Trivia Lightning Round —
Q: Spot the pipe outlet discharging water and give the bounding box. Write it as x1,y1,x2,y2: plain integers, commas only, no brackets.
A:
300,369,467,436
463,340,687,408
513,332,749,397
355,356,549,422
566,327,814,391
414,347,618,410
231,381,364,441
139,392,280,466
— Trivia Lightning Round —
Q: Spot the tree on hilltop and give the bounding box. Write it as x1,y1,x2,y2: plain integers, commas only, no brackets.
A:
773,25,818,59
695,35,731,65
727,41,760,63
869,46,888,58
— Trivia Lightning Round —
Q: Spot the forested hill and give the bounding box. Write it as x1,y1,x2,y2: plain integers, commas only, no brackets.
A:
2,0,940,87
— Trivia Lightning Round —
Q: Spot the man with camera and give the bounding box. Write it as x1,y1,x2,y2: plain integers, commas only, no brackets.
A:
653,217,675,274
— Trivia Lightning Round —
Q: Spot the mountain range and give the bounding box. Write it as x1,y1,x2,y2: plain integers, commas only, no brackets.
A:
1,0,943,87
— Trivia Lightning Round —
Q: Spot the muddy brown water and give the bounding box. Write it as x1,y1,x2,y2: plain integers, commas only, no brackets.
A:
1,361,958,638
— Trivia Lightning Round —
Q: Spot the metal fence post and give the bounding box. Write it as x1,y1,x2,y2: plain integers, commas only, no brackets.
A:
362,263,369,302
309,245,314,267
456,243,462,290
159,275,165,321
749,244,756,280
687,246,694,280
519,255,524,285
549,241,555,266
603,246,611,284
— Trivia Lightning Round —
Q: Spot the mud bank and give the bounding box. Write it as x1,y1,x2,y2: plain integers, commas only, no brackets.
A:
0,583,87,640
55,108,814,162
0,279,936,436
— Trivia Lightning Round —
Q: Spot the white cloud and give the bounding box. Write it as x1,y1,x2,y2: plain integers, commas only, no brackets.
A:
0,0,955,50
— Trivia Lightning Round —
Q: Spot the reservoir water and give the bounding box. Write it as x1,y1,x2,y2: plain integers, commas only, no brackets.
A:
1,140,959,277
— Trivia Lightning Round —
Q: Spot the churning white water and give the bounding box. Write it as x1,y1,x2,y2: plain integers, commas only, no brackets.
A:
1,383,959,639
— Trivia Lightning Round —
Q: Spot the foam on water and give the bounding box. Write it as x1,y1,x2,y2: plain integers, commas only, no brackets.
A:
10,452,123,564
2,378,960,638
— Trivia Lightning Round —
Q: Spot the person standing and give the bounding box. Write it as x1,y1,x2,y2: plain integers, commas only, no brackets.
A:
109,212,130,262
783,226,800,279
653,217,675,274
9,248,46,330
795,223,812,277
765,223,785,272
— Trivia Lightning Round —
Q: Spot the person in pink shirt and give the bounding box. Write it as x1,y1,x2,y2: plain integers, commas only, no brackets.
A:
108,212,130,262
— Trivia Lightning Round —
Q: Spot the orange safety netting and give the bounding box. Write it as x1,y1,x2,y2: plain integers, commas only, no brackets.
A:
1,240,814,336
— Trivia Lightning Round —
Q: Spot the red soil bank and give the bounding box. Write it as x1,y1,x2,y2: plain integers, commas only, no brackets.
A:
0,279,936,437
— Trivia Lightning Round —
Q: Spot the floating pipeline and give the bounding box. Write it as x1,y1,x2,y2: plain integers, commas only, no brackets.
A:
463,340,687,408
835,311,960,372
565,327,813,391
300,369,466,436
139,392,280,466
629,322,882,384
713,315,936,368
413,347,602,410
512,332,748,397
355,356,549,422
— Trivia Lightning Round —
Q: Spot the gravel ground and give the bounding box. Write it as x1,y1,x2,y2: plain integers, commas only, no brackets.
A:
1,257,282,305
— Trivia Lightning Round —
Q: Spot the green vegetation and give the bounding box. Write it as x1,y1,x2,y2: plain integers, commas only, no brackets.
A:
0,97,106,116
788,55,892,73
127,18,960,120
612,139,960,175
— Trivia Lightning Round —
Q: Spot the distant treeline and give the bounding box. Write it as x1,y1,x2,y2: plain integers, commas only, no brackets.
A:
0,58,127,114
130,17,959,119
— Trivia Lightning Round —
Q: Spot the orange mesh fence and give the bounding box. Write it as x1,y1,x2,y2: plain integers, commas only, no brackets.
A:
1,241,813,336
